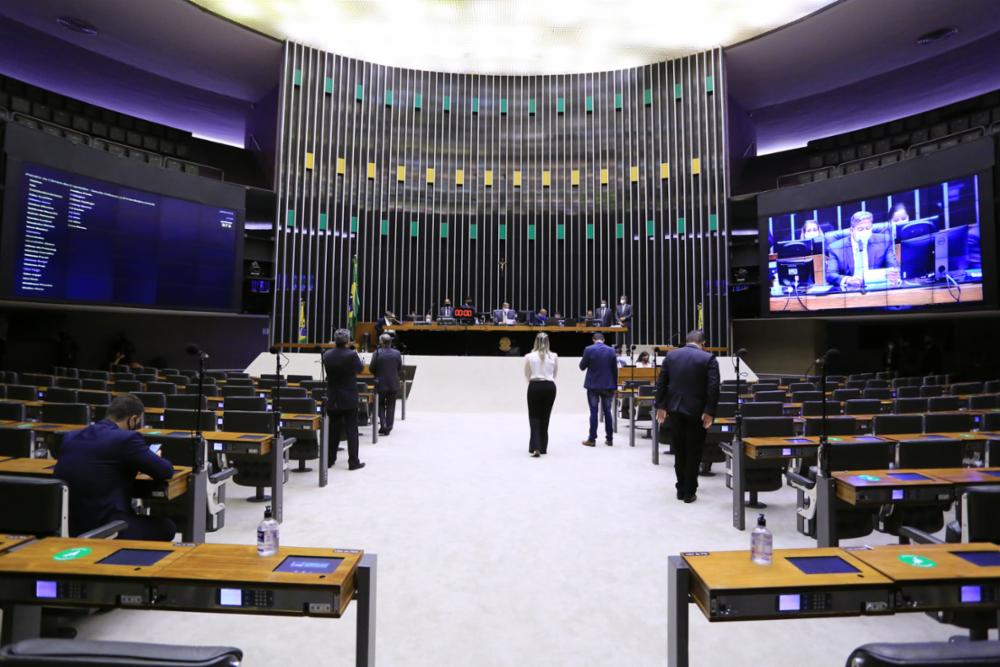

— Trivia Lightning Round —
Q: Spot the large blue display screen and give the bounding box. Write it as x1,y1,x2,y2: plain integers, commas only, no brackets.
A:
10,162,239,310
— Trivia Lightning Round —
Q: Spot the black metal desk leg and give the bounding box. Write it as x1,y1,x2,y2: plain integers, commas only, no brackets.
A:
271,436,284,524
629,394,636,448
372,393,378,444
319,416,329,487
652,419,660,465
183,468,207,543
816,474,838,548
668,556,690,667
1,604,40,644
731,440,746,531
356,553,377,667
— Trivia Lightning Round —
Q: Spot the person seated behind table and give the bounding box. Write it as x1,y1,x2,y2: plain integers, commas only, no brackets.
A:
439,298,455,320
552,311,565,326
635,351,653,368
493,302,516,324
534,308,548,325
376,309,399,336
584,308,596,325
800,219,822,241
889,202,909,225
54,395,176,540
615,344,631,368
825,210,900,290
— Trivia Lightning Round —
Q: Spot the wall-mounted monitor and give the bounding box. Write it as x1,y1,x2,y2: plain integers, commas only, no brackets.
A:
757,139,995,317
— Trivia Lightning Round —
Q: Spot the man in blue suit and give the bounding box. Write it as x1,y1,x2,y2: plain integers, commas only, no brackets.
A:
655,330,720,503
369,333,403,436
323,328,366,470
580,332,619,446
54,394,176,540
826,211,900,290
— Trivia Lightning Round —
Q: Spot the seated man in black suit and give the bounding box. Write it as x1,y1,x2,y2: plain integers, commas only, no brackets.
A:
493,302,516,324
826,211,900,290
439,298,455,320
370,334,403,436
54,394,176,540
322,328,366,470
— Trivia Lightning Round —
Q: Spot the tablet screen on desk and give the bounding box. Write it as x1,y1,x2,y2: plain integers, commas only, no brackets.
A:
97,549,172,567
888,472,931,482
984,471,1000,478
853,436,884,443
915,434,949,440
786,556,860,575
273,556,342,574
238,435,264,440
785,438,812,444
953,551,1000,567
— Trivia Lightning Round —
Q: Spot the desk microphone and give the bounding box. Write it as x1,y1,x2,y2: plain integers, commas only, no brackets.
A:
186,344,209,360
735,347,748,357
815,348,840,366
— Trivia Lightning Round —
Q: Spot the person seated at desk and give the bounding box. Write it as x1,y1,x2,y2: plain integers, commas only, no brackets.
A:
583,308,597,326
493,302,517,325
534,308,549,325
800,219,822,241
439,298,455,320
552,311,565,326
376,310,399,336
615,344,631,368
826,211,900,290
54,395,176,541
595,299,613,327
636,351,653,368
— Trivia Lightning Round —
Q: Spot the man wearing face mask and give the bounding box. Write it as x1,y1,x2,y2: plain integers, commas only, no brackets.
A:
826,211,900,290
595,299,613,327
54,395,176,540
800,220,822,241
439,298,454,320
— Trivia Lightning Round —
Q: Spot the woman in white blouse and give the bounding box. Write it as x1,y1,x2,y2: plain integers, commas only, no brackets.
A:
524,333,558,457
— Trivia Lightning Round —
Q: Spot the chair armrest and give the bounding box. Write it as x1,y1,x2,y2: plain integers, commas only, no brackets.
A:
209,467,237,484
79,519,129,539
898,525,944,544
718,442,733,457
279,436,297,449
785,470,816,492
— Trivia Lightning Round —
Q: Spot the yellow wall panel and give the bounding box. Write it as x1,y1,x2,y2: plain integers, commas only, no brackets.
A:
484,169,493,186
513,170,522,187
455,168,465,186
426,167,436,184
571,169,580,186
660,162,670,179
367,162,376,179
336,157,346,175
542,170,551,187
305,152,314,170
600,168,609,185
630,165,639,182
397,165,406,182
691,157,701,175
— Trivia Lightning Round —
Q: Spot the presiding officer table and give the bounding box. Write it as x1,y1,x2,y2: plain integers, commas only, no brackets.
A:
0,537,377,666
381,322,628,355
668,542,1000,667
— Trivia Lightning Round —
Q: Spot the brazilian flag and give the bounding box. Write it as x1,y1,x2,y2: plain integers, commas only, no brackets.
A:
297,299,308,343
347,255,359,336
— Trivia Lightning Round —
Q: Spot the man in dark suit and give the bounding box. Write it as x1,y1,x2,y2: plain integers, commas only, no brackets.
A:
594,299,612,327
615,295,633,326
439,298,454,320
826,211,900,290
375,309,398,337
493,302,516,324
579,332,619,447
655,330,720,503
322,328,365,470
369,334,403,436
54,394,176,540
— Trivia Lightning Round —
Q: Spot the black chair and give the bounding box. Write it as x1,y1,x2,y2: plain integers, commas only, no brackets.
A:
161,409,216,432
80,378,108,391
146,381,177,396
257,377,287,390
111,364,130,373
0,475,125,538
875,371,894,380
801,400,842,416
845,641,1000,666
923,375,947,385
0,429,34,457
950,381,984,395
983,412,1000,430
5,385,37,401
742,402,783,418
206,371,228,382
43,388,78,403
163,374,189,386
77,390,111,405
753,390,787,403
792,390,824,403
844,398,882,415
714,402,736,418
894,397,929,414
788,382,815,392
110,372,136,382
968,394,998,410
225,371,250,379
221,385,255,398
923,412,975,433
223,396,267,412
718,391,737,404
864,379,889,389
895,386,921,398
54,377,81,389
135,373,158,383
845,380,867,390
114,380,143,392
733,417,795,507
849,373,873,381
985,380,1000,393
80,370,110,381
178,370,199,381
0,402,27,421
826,374,847,384
803,416,857,436
21,374,53,388
920,385,944,397
272,386,308,399
166,394,208,411
928,396,961,412
871,414,922,435
0,639,243,666
948,485,1000,544
896,439,965,468
222,411,291,502
833,388,861,402
133,392,167,409
180,380,217,396
281,397,320,472
40,403,90,425
750,383,779,394
223,377,253,387
862,388,892,400
287,374,313,383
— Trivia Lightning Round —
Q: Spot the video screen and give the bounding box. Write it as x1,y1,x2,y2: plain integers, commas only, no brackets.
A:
273,556,343,574
3,162,240,310
763,174,984,313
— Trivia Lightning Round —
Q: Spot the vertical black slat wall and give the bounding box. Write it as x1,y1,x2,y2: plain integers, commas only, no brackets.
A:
273,41,730,347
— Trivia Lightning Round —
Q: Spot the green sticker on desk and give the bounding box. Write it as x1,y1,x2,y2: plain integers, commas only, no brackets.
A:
17,424,32,429
858,474,881,482
146,431,161,436
830,437,843,442
898,554,937,569
53,547,92,561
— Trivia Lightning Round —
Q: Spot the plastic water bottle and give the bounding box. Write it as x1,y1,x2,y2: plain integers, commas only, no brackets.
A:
257,505,279,557
750,513,772,565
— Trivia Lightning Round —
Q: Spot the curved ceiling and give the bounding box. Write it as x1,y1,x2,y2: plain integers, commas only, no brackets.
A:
190,0,835,74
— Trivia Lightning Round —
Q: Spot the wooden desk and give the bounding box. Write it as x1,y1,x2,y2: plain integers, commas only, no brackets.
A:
770,282,983,312
742,435,888,461
0,457,192,501
833,469,953,506
383,322,628,356
140,428,273,456
920,467,1000,486
0,537,377,667
0,534,32,554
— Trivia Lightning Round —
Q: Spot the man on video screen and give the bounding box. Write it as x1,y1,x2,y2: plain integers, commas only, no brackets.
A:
826,211,900,290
